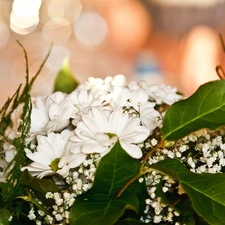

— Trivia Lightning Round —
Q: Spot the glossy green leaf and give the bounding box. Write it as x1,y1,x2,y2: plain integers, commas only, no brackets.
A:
70,141,146,225
91,141,141,197
21,170,59,204
162,80,225,140
0,208,10,225
53,57,79,93
150,159,225,225
70,192,138,225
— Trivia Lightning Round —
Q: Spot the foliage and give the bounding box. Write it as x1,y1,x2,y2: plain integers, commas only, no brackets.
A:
1,43,225,225
150,159,225,225
162,80,225,140
53,57,79,94
0,42,52,221
70,141,147,225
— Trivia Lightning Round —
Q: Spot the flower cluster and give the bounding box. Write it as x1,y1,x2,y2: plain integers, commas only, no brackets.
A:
141,128,225,224
2,71,225,225
3,75,182,180
0,74,183,224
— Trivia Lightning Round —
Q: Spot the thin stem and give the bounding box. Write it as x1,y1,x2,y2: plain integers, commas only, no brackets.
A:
216,65,225,80
219,33,225,53
30,42,53,88
116,140,165,198
16,40,29,79
116,171,142,198
141,140,164,168
18,189,50,215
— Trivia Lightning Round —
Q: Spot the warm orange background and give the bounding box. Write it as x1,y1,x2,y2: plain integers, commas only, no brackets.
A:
0,0,225,107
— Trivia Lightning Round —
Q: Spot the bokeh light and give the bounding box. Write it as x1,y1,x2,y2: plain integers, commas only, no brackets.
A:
12,0,42,17
180,26,221,94
10,11,39,29
45,45,70,71
2,0,225,108
106,0,152,55
48,0,82,25
0,22,10,49
73,11,108,49
10,0,42,35
42,19,72,43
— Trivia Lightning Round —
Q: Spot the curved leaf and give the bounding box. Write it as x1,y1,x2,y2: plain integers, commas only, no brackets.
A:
70,192,139,225
150,159,225,225
91,141,141,197
70,141,147,225
21,170,59,205
162,80,225,140
0,208,10,225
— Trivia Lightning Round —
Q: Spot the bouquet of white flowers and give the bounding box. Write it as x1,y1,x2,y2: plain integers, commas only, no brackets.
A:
1,43,225,225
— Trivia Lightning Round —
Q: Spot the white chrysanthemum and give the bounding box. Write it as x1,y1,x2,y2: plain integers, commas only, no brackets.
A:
79,74,126,92
30,92,74,138
112,87,148,109
136,81,182,105
22,130,86,178
140,102,162,130
111,88,162,130
71,107,150,158
66,89,104,125
77,74,127,105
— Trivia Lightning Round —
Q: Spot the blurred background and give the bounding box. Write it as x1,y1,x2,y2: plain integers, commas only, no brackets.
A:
0,0,225,106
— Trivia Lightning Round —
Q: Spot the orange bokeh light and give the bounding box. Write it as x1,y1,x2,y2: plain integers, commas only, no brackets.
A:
105,0,152,56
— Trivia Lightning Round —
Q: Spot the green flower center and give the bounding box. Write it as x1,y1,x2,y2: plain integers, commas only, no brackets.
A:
105,132,116,138
50,158,60,172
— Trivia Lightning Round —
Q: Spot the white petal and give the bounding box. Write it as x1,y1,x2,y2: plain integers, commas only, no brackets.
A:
120,141,143,159
81,141,108,154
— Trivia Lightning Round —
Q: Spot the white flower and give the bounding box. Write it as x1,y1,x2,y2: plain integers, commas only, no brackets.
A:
30,92,74,138
79,74,126,92
28,208,36,220
77,74,127,106
66,89,103,125
111,88,162,130
139,102,162,130
111,87,148,110
21,130,86,178
138,81,182,105
71,107,150,158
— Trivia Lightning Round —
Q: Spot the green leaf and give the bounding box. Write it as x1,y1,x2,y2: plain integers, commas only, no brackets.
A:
70,192,138,225
91,141,141,197
150,159,225,225
0,208,10,225
21,170,59,205
53,57,79,93
70,141,146,225
162,80,225,140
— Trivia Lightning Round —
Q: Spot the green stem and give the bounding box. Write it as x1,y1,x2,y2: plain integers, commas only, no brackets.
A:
18,189,50,215
141,140,164,168
116,171,142,198
116,141,164,198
